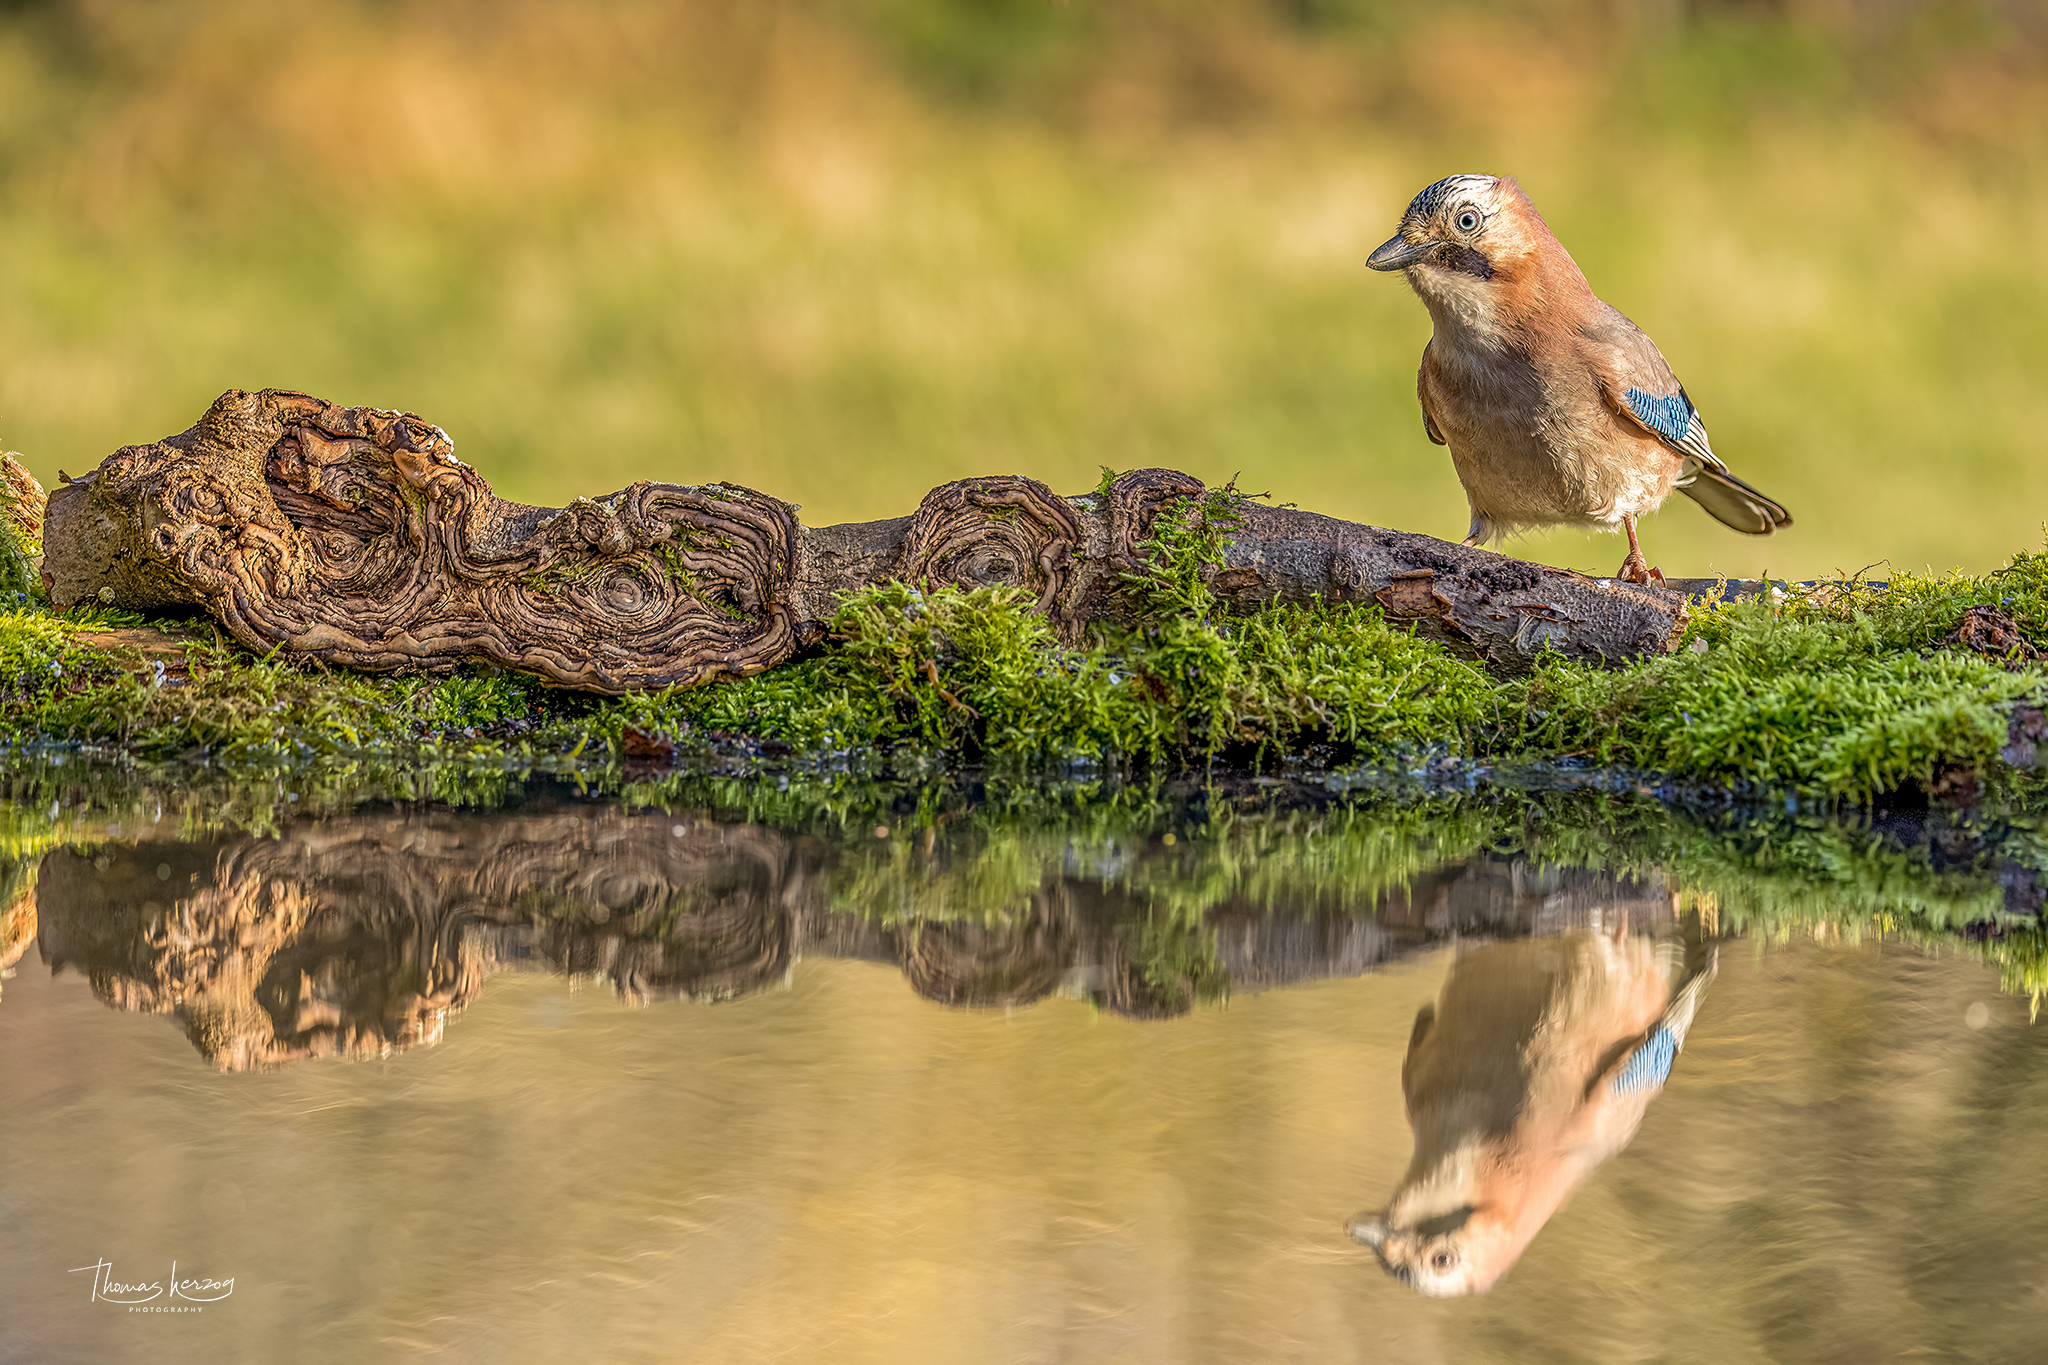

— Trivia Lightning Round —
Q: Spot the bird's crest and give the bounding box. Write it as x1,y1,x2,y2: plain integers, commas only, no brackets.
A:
1403,174,1504,226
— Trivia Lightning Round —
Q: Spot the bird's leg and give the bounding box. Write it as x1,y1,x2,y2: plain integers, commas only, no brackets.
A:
1614,515,1665,586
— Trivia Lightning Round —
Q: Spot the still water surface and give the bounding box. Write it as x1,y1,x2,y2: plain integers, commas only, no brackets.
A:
3,785,2045,1362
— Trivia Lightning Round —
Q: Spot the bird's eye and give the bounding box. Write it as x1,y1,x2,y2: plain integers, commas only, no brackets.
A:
1455,210,1480,233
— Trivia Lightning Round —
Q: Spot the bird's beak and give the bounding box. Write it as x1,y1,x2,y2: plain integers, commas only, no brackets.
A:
1347,1218,1389,1249
1366,233,1431,272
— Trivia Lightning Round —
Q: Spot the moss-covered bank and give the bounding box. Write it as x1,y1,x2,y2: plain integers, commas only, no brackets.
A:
2,493,2046,800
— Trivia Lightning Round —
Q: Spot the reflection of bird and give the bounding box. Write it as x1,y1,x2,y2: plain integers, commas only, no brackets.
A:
1350,927,1715,1296
1366,174,1790,585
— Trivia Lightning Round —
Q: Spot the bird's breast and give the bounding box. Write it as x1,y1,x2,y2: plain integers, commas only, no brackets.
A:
1421,333,1679,530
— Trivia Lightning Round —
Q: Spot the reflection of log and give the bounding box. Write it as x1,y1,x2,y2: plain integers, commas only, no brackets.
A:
41,389,1687,691
32,800,1684,1069
32,809,818,1069
894,889,1078,1008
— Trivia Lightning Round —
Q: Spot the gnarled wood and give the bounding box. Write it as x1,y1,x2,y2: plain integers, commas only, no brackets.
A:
42,388,1690,690
45,389,800,690
895,474,1082,634
0,453,44,548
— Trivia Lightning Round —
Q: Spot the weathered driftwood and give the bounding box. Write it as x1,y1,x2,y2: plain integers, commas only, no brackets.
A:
0,453,44,546
41,388,1688,692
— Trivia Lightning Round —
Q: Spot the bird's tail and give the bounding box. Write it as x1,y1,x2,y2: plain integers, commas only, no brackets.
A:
1660,946,1718,1051
1607,949,1717,1097
1677,464,1792,536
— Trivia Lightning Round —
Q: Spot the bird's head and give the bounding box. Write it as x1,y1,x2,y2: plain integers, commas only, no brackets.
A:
1349,1144,1545,1297
1366,175,1570,333
1348,1197,1524,1298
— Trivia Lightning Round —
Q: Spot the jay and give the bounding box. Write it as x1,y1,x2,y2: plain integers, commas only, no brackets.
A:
1350,927,1716,1295
1367,174,1790,584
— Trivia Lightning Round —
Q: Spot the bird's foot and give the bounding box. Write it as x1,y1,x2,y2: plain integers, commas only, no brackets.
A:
1614,552,1666,587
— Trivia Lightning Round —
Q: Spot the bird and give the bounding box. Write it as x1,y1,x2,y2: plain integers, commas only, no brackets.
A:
1365,174,1790,585
1348,925,1716,1296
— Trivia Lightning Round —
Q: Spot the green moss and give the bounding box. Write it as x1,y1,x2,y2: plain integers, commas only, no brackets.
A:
1,487,2046,801
0,607,72,682
1517,568,2048,799
632,485,1496,766
643,511,2045,793
0,609,595,774
643,577,1494,766
0,506,38,602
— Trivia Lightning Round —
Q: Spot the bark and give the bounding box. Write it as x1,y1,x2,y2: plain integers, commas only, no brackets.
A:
41,388,1689,692
0,453,44,547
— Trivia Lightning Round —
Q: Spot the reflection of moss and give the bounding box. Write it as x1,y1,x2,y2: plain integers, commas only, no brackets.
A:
1523,789,2048,1012
828,777,2048,1007
0,870,32,932
1131,911,1229,1011
799,774,2048,1012
13,757,2048,1007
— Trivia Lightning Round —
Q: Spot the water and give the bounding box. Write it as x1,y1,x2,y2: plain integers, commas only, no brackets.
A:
3,778,2046,1362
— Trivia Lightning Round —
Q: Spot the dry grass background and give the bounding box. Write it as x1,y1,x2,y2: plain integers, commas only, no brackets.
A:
0,0,2044,580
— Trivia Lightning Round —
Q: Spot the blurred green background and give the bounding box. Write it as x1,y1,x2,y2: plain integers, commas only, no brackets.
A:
0,0,2043,580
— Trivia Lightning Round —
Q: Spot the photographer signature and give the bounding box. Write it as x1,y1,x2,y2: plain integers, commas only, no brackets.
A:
69,1258,235,1305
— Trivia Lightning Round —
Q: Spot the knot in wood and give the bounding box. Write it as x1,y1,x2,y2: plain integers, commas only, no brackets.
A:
1107,468,1206,568
897,475,1082,622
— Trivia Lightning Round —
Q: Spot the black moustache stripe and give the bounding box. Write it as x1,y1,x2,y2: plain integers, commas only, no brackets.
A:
1441,244,1494,280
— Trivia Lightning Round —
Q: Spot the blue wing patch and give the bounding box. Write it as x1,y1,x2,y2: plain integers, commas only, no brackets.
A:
1612,1024,1678,1096
1623,387,1694,447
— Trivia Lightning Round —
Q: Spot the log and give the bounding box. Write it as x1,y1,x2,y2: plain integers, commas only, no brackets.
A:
40,388,1687,691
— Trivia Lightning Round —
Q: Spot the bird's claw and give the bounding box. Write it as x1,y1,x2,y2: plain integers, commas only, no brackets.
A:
1615,554,1665,587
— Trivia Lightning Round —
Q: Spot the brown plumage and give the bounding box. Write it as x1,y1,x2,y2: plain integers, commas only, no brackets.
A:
1367,174,1790,584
